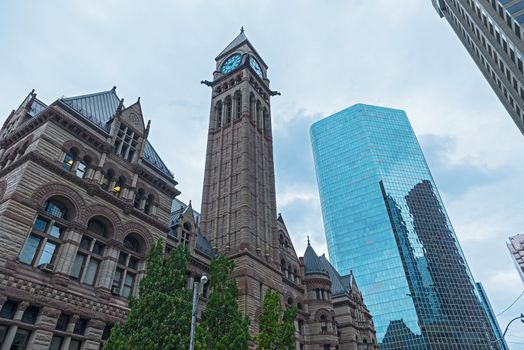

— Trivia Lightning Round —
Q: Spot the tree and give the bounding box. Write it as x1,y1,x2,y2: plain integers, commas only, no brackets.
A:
104,242,193,350
196,254,250,350
256,290,297,350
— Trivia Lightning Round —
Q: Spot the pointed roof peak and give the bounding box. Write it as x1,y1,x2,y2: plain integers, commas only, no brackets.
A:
303,243,328,276
307,235,311,246
216,29,249,60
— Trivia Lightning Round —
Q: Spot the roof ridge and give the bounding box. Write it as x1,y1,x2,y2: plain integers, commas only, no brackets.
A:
61,87,119,102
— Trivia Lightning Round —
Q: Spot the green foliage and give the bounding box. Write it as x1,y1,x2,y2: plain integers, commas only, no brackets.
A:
257,290,297,350
104,241,193,350
196,254,250,350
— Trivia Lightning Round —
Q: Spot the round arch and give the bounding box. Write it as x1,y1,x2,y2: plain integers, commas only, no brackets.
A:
31,183,87,222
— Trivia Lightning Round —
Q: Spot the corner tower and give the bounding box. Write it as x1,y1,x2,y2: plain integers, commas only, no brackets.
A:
200,29,282,327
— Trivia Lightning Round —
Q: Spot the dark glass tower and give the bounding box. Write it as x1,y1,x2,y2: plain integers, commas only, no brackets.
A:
310,104,504,349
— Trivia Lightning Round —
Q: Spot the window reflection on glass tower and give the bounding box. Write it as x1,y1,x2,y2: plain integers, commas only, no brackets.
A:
310,104,505,349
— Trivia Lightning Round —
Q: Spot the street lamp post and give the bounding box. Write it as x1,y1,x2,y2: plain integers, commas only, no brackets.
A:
189,275,208,350
502,313,524,338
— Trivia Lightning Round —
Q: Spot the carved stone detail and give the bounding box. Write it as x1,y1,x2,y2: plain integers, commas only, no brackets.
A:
0,180,5,201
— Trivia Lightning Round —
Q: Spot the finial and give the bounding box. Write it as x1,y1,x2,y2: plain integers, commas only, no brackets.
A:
240,26,244,33
137,96,141,103
112,86,117,91
307,236,310,246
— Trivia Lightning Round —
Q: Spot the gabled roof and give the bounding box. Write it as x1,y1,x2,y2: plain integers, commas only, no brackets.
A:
169,199,214,258
56,88,173,179
303,243,328,276
27,98,47,118
59,87,120,132
195,228,215,258
143,141,173,179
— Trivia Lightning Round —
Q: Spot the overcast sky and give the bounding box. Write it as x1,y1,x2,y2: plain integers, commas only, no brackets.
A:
1,0,524,346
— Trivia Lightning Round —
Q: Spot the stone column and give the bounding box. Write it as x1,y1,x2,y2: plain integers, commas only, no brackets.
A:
1,301,29,350
60,314,79,350
29,307,60,350
54,227,83,276
94,153,107,184
96,245,119,290
82,319,105,350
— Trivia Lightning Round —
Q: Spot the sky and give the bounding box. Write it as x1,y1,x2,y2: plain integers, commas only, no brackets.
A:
1,0,524,347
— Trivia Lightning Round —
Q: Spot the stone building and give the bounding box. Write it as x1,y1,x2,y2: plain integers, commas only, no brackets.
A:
0,29,377,349
508,233,524,284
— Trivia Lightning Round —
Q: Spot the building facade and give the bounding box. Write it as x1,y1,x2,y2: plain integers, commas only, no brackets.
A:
310,104,504,349
507,233,524,283
433,0,524,135
0,31,377,349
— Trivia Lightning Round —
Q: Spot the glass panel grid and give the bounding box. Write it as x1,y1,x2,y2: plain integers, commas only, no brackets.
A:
310,104,500,349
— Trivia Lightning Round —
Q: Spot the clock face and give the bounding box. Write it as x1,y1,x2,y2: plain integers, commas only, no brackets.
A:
249,56,263,78
221,54,242,74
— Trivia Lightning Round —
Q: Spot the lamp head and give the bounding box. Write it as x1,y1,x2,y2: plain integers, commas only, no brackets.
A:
200,275,208,285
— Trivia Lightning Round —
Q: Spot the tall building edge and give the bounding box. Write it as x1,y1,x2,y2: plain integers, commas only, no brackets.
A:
475,282,509,350
432,0,524,135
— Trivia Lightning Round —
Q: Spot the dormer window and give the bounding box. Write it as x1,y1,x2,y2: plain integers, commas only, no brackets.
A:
113,124,138,162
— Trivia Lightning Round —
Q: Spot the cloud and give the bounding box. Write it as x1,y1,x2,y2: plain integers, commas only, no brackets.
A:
1,1,524,347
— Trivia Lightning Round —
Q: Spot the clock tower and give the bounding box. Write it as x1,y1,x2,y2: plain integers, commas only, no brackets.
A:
200,28,282,329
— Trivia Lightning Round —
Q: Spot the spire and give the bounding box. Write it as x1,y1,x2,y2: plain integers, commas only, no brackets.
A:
307,236,310,246
303,243,328,276
216,29,249,60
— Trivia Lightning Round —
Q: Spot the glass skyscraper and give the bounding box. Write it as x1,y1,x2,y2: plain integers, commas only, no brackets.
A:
310,104,505,349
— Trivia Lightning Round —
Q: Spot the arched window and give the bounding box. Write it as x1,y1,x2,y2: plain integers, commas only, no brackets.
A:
102,170,115,191
249,94,255,123
225,96,232,124
62,148,79,172
124,235,140,252
43,199,68,219
181,222,191,247
112,176,126,198
70,218,108,285
19,198,69,268
133,189,145,210
215,101,223,128
297,303,303,311
75,155,90,179
287,297,293,305
298,319,304,335
113,124,138,162
320,315,327,334
281,259,286,273
144,194,154,215
263,108,269,131
256,101,262,129
113,234,143,298
234,91,242,119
